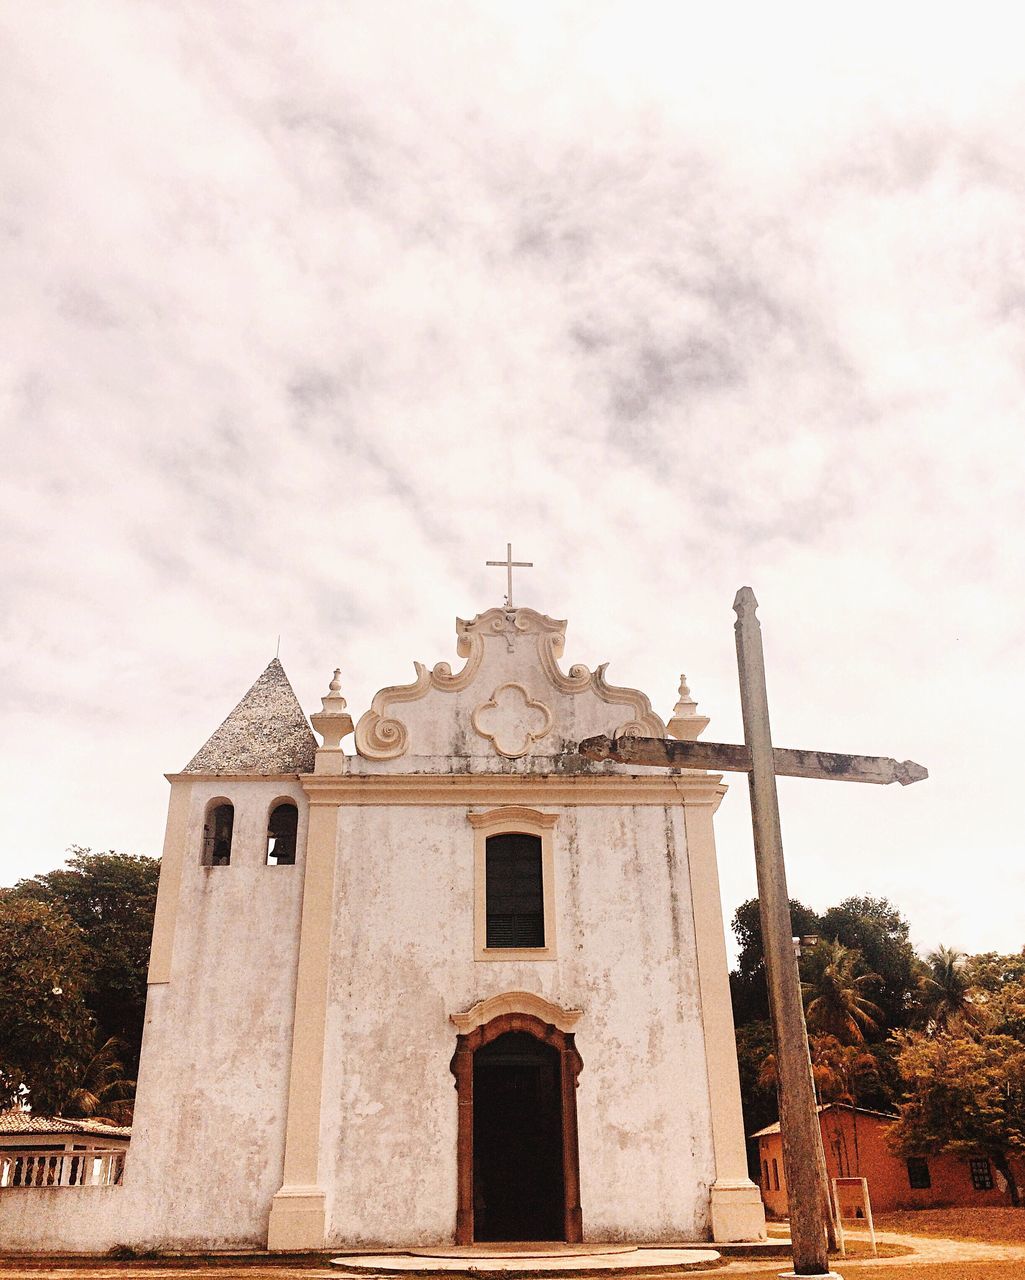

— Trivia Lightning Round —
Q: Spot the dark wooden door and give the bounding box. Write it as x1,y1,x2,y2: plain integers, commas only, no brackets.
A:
472,1031,565,1241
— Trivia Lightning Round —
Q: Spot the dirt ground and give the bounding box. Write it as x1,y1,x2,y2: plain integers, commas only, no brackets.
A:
3,1212,1025,1280
873,1209,1025,1246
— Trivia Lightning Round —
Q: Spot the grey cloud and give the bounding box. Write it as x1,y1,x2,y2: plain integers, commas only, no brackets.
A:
2,2,1024,959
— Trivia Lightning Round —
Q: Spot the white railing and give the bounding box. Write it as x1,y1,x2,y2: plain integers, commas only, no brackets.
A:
0,1148,126,1188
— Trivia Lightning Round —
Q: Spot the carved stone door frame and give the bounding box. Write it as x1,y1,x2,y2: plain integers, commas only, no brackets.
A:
450,1010,583,1244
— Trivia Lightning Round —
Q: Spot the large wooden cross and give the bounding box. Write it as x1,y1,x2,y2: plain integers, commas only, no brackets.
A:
578,587,927,1280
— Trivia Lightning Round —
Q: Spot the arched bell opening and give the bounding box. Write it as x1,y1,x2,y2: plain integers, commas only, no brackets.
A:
450,1012,583,1245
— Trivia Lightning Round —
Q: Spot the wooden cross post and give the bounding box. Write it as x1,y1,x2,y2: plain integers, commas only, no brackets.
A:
577,588,927,1280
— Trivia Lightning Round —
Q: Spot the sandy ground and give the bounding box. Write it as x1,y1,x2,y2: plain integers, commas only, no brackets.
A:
3,1213,1025,1280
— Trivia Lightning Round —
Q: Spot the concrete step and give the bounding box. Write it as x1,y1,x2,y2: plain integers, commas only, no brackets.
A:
330,1245,724,1275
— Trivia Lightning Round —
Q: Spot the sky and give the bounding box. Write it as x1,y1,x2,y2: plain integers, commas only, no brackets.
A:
3,2,1024,964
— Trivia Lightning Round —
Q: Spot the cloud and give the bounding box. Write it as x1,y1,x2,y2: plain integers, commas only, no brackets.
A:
2,2,1024,958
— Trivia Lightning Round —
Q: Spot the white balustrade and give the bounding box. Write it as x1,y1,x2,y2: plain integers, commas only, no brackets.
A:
0,1148,126,1188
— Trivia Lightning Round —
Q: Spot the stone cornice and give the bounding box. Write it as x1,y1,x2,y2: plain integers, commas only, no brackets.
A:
299,771,726,808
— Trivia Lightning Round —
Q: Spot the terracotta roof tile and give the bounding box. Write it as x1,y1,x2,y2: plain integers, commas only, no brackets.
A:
0,1112,131,1138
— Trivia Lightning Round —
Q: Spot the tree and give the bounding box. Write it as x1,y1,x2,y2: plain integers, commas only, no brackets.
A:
819,896,920,1035
0,895,94,1113
10,848,160,1074
965,951,1025,992
919,945,985,1033
806,1034,881,1108
802,939,883,1043
730,896,822,1026
734,1021,777,1125
62,1036,136,1126
890,1028,1025,1206
759,1035,883,1177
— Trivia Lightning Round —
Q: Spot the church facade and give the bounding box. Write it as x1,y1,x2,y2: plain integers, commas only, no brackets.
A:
0,605,765,1252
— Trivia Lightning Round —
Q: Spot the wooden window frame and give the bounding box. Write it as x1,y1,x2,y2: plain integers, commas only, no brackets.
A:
969,1157,993,1191
468,807,557,962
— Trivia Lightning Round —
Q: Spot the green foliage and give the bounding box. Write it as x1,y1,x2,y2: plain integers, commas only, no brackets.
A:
807,1035,881,1107
801,939,883,1043
729,896,822,1026
734,1020,777,1129
9,848,160,1075
965,951,1025,994
919,945,985,1032
730,894,1025,1144
819,896,920,1036
889,1027,1025,1205
733,1019,777,1179
0,895,94,1113
62,1035,136,1125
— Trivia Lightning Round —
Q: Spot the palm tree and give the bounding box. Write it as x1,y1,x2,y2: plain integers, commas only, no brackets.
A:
920,945,985,1032
60,1036,136,1126
802,940,883,1043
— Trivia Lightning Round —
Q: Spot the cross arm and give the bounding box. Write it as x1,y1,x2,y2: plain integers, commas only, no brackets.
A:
577,734,928,786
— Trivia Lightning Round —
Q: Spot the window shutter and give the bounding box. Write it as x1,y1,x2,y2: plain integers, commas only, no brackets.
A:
485,833,544,948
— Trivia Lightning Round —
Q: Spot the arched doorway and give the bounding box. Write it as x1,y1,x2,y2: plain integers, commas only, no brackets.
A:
450,1011,583,1244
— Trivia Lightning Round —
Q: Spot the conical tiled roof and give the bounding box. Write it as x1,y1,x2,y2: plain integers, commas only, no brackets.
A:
182,659,317,775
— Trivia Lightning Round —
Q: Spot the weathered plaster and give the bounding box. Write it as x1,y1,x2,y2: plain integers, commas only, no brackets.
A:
0,611,765,1252
0,778,310,1252
314,801,716,1246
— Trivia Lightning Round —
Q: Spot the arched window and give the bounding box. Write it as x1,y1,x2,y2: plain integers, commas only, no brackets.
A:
485,833,544,947
202,802,234,867
266,801,298,866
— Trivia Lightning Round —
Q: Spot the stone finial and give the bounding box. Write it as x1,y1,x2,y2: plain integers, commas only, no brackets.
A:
311,667,354,755
666,673,710,741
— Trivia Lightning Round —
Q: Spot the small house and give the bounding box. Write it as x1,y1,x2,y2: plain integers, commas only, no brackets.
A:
753,1103,1025,1215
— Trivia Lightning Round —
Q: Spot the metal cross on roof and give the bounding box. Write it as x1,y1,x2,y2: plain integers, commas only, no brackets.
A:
486,542,533,608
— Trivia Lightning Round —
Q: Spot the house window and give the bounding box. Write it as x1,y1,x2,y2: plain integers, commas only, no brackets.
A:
468,807,558,961
762,1159,770,1188
907,1157,931,1189
266,802,298,865
969,1158,993,1190
772,1158,780,1191
202,802,234,866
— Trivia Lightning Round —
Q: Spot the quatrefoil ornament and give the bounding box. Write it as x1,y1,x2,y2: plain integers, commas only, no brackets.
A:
471,682,553,759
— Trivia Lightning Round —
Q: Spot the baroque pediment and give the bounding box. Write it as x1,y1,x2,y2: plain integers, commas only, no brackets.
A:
353,607,666,762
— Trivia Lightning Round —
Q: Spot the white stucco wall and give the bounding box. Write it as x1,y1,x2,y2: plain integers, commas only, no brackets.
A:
0,609,741,1253
319,800,714,1246
128,778,308,1247
0,778,310,1253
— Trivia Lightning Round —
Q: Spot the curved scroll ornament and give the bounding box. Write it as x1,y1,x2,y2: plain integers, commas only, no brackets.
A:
354,606,667,760
354,642,488,760
591,663,667,739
